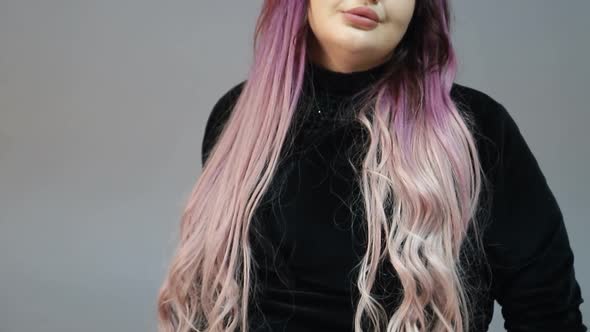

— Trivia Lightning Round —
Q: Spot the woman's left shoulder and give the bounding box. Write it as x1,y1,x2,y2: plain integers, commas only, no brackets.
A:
450,82,521,182
450,82,512,134
453,85,588,331
451,82,521,147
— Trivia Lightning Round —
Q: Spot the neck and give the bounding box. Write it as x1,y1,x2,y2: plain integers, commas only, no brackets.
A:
303,55,390,97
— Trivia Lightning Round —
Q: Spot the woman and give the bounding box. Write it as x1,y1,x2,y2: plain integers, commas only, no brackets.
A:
157,1,586,331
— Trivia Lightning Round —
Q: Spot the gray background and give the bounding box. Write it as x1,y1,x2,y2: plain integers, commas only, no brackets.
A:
0,1,588,331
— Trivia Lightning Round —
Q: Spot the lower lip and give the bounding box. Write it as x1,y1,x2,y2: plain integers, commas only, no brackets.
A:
342,12,379,29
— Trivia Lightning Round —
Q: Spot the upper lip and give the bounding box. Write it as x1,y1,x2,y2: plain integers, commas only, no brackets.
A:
343,6,380,22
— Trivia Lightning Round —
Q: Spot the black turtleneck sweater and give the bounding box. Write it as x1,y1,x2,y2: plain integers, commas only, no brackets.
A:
200,60,586,332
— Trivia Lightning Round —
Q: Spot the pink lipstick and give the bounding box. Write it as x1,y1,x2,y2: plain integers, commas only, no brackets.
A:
342,7,380,29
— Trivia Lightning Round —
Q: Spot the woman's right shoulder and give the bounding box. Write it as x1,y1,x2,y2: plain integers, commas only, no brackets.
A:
207,80,247,126
201,80,247,165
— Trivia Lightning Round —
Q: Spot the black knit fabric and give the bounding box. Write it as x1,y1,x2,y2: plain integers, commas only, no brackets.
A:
200,61,586,332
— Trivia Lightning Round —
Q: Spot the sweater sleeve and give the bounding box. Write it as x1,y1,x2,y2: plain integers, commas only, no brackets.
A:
484,102,587,331
201,80,246,166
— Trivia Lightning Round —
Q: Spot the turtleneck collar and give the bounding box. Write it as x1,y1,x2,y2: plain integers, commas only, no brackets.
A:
303,59,389,98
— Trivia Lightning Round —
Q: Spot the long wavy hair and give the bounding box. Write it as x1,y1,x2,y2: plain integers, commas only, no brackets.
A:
157,0,491,331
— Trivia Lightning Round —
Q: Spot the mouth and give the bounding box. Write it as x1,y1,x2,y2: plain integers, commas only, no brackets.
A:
342,6,380,23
